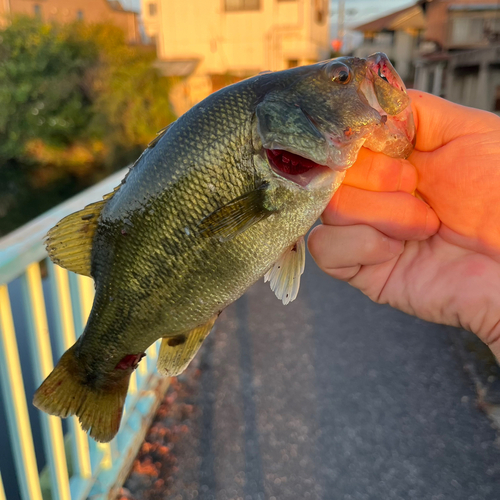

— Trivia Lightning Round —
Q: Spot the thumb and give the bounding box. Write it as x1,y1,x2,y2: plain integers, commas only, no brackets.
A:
408,90,494,152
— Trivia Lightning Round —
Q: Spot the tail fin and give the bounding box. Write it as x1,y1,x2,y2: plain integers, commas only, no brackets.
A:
33,346,129,443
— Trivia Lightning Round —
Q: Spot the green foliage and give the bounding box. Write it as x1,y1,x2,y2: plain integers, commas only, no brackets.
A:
0,17,98,161
75,23,176,165
0,17,176,236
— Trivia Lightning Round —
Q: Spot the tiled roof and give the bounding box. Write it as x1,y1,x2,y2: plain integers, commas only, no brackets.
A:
353,5,424,32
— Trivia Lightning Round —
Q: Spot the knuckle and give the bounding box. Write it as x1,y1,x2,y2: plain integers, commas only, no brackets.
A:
327,265,361,281
400,160,418,192
483,320,500,349
361,226,382,255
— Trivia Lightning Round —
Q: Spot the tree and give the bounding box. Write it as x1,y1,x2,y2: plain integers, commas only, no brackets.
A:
76,23,176,168
0,16,98,162
0,17,176,235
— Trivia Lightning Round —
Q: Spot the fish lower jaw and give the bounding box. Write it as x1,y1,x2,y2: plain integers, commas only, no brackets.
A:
363,112,415,159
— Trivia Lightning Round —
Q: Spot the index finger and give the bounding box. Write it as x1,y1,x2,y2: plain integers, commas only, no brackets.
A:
344,148,417,194
322,185,440,241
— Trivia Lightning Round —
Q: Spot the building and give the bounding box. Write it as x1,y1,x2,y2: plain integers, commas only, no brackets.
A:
414,0,500,113
0,0,140,43
352,4,426,85
141,0,330,115
352,1,500,114
423,0,500,48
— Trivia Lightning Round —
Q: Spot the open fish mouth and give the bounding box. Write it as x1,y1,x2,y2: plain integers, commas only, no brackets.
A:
265,148,331,187
258,52,415,188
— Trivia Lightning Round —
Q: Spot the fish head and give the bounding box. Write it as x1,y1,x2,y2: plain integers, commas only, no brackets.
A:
254,52,414,188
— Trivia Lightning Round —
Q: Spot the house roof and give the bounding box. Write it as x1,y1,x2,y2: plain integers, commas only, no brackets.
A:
353,4,425,32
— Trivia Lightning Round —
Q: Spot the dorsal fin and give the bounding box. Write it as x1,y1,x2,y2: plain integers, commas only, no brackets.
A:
125,122,175,175
146,123,173,150
45,186,120,277
46,123,174,277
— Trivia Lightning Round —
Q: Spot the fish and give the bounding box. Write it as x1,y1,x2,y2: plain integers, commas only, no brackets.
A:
33,52,415,442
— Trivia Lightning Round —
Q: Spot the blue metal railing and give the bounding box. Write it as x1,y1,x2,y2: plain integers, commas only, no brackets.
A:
0,169,168,500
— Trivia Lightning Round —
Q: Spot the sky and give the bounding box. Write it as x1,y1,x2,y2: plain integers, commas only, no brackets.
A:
329,0,415,52
334,0,415,29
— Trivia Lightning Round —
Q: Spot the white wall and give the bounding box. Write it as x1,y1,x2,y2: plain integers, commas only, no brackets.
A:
142,0,329,74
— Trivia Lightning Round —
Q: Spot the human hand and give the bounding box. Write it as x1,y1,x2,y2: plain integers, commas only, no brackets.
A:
308,90,500,358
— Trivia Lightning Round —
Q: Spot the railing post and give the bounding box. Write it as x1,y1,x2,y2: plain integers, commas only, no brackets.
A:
0,472,6,500
73,273,116,474
46,262,92,480
0,166,167,499
21,263,72,500
0,284,43,500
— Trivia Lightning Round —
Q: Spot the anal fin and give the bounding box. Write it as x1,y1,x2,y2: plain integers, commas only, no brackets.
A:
265,236,306,305
157,316,218,376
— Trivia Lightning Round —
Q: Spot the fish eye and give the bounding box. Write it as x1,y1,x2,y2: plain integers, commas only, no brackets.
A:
329,63,351,84
378,67,389,83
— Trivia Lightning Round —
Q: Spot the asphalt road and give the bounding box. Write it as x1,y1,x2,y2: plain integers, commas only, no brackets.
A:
132,252,500,500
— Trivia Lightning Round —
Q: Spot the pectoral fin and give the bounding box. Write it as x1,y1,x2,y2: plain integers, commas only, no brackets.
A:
265,236,306,305
197,183,275,241
157,316,218,376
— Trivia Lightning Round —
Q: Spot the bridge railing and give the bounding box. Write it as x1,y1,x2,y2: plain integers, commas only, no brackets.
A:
0,169,168,500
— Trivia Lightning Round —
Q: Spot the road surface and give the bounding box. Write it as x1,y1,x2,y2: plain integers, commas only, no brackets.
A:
125,252,500,500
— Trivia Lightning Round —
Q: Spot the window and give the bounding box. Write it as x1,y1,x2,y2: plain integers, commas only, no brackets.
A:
225,0,260,12
77,9,84,20
315,0,327,24
148,3,157,16
426,69,434,94
34,4,41,17
451,17,485,45
485,18,500,42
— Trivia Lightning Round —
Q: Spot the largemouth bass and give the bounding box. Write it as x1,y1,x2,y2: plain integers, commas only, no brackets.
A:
34,53,415,442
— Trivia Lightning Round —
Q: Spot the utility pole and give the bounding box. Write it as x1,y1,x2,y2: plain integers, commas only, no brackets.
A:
338,0,345,51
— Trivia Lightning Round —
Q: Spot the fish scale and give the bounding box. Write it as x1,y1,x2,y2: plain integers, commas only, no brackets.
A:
34,53,415,442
